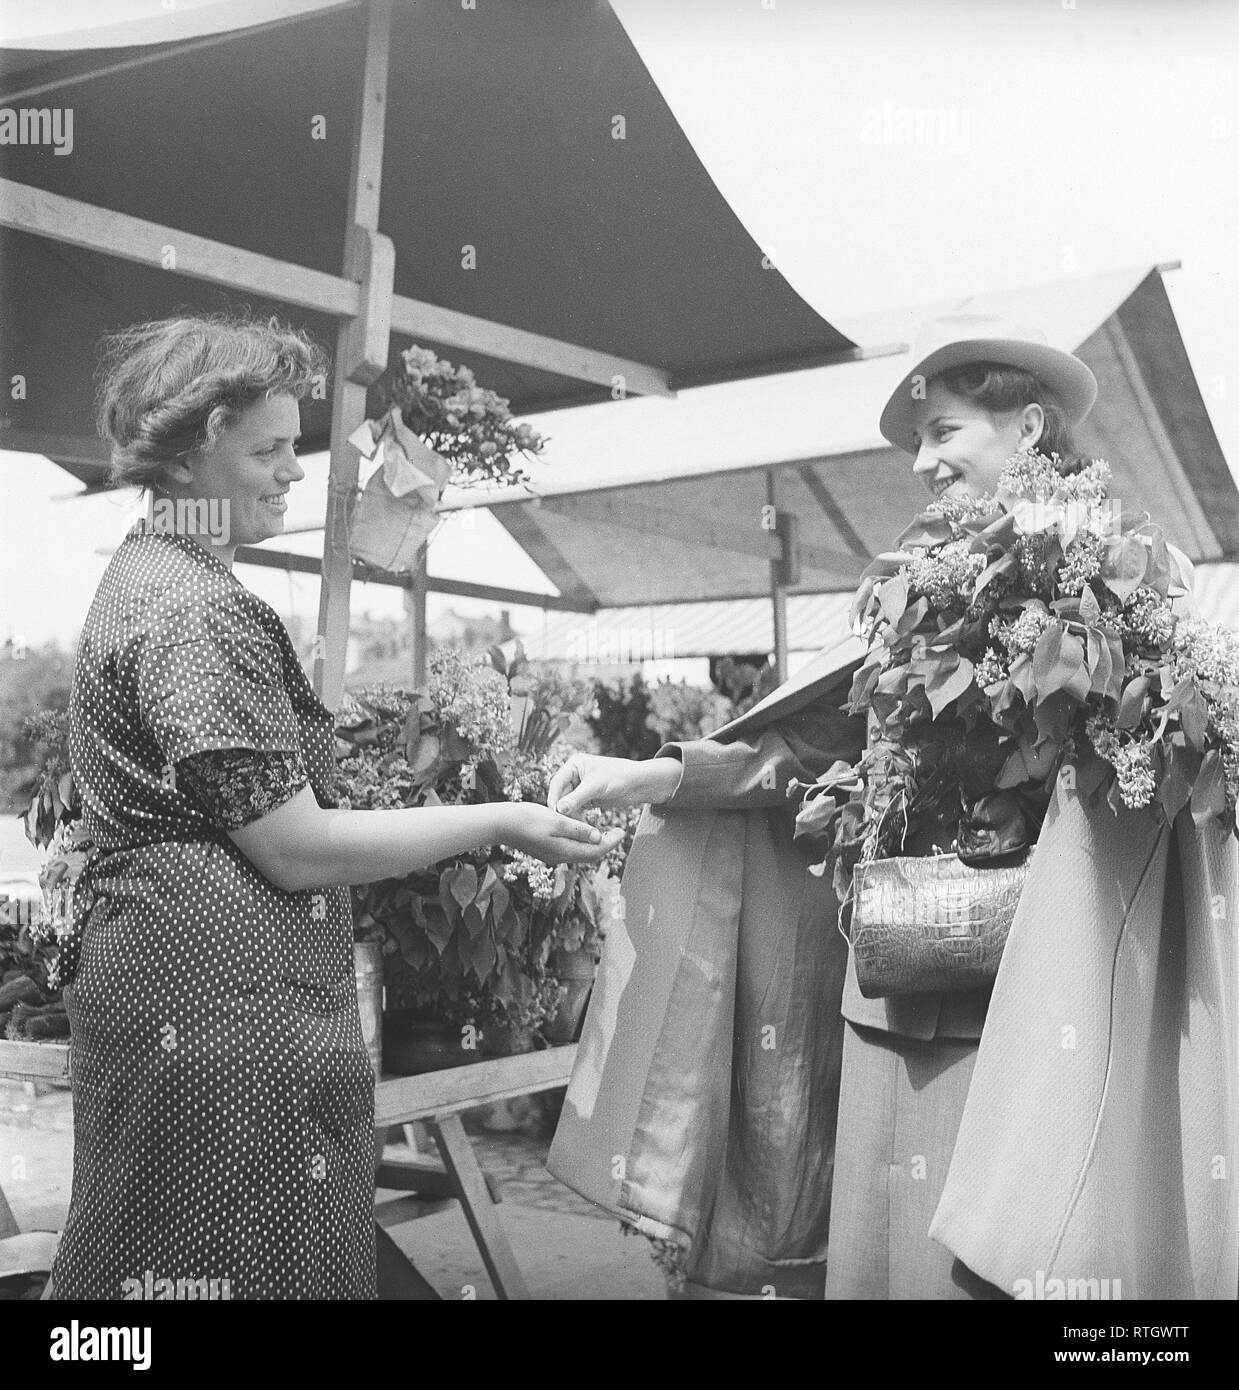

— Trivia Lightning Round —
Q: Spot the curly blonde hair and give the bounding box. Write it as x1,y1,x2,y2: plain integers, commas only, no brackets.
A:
95,314,330,489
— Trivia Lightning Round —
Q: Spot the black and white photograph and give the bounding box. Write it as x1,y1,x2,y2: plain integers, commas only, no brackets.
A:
0,0,1236,1356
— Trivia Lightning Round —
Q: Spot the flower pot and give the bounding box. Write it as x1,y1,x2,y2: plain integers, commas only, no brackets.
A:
382,1012,482,1076
353,940,384,1082
541,947,598,1046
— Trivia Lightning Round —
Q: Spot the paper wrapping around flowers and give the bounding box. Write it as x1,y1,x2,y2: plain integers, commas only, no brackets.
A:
348,409,452,574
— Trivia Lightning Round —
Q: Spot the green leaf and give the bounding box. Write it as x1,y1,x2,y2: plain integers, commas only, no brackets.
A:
1179,684,1210,752
1190,751,1226,827
794,793,843,839
411,732,441,779
1085,628,1114,698
1116,676,1151,729
925,657,975,718
447,862,479,910
895,596,930,636
878,574,908,626
1032,625,1091,702
895,514,954,550
469,928,497,984
847,660,881,711
1099,535,1150,603
1079,585,1102,624
973,550,1017,600
420,902,454,957
460,901,487,942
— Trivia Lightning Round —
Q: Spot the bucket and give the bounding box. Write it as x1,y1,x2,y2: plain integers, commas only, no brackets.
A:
353,940,384,1081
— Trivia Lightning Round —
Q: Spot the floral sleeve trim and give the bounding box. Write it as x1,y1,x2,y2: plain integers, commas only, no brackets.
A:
177,748,309,830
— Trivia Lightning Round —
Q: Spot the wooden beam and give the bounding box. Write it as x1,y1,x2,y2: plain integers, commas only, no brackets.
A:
389,295,674,400
490,507,601,610
536,493,858,575
234,545,594,611
374,1045,577,1126
407,549,429,686
0,177,674,399
769,472,789,684
340,227,396,385
314,0,393,713
669,339,907,390
0,1041,69,1081
0,178,360,318
429,1112,531,1300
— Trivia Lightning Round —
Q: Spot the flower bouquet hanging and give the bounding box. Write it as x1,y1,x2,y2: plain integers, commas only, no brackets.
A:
789,450,1238,994
348,346,547,574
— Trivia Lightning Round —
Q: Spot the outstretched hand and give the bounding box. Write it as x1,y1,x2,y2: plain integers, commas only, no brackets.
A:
496,802,625,865
545,753,681,818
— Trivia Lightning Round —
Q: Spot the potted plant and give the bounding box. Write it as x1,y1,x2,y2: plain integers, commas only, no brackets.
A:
1,711,86,1044
349,345,546,575
333,643,626,1074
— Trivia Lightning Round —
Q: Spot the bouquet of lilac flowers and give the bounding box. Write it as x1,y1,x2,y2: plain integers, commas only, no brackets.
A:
791,450,1239,904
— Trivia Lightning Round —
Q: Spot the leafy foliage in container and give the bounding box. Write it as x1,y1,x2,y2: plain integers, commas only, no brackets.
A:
335,644,625,1036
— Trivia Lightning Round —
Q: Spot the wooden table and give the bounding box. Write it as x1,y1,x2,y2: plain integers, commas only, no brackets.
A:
0,1039,578,1300
373,1045,578,1300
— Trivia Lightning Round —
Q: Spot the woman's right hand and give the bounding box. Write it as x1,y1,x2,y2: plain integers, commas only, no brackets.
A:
493,802,626,865
545,753,682,817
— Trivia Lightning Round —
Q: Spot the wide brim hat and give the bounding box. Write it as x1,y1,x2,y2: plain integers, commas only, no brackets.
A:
878,311,1098,456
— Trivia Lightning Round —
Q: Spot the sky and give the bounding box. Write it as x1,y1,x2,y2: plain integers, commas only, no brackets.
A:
2,0,1237,655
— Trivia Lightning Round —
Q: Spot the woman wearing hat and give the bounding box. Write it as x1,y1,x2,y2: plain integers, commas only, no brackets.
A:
824,313,1100,1299
545,316,1109,1298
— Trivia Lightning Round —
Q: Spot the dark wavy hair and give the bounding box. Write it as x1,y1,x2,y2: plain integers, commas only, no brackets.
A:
935,362,1083,475
96,314,330,490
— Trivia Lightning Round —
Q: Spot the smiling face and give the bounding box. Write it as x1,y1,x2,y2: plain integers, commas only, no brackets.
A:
159,393,305,559
909,378,1044,503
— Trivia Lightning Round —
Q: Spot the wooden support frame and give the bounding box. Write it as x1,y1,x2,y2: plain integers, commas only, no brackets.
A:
768,471,791,683
536,493,856,574
0,176,675,399
234,544,596,612
312,0,394,712
372,1047,578,1300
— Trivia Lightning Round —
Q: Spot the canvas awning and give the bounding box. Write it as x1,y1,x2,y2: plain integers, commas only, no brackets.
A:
439,263,1239,613
0,0,873,481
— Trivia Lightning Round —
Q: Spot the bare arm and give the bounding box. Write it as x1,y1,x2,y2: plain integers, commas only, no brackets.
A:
229,785,621,894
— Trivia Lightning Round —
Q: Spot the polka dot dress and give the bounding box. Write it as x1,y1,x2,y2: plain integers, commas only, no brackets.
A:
51,521,376,1300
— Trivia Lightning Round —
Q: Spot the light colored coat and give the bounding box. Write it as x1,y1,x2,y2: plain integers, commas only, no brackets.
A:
548,639,1238,1298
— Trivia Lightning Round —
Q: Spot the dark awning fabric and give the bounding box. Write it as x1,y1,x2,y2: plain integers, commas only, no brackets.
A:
438,265,1239,609
0,0,856,471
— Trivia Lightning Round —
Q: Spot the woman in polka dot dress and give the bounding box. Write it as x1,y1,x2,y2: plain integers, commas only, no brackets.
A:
50,316,621,1300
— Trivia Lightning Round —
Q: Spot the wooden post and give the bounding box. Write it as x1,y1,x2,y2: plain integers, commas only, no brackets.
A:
769,471,789,685
406,548,429,688
313,0,393,711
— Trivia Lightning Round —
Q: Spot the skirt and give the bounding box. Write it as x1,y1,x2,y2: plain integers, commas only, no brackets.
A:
825,1021,1009,1300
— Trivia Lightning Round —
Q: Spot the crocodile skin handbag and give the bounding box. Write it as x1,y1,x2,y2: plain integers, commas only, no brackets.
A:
849,850,1032,999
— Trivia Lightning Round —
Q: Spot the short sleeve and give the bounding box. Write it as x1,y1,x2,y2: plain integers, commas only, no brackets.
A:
177,748,309,830
137,593,300,766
